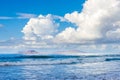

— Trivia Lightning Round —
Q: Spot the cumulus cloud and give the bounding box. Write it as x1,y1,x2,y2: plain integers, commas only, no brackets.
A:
19,0,120,52
55,0,120,43
22,14,59,41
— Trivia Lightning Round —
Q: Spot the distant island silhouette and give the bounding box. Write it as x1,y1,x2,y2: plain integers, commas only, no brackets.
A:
19,50,38,54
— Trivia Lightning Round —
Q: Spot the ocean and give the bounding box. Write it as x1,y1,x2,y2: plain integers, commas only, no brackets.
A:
0,53,120,80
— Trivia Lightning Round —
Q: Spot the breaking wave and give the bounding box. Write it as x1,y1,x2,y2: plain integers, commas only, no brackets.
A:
0,54,120,66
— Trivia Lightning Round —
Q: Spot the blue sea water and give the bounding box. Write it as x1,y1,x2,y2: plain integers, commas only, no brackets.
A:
0,53,120,80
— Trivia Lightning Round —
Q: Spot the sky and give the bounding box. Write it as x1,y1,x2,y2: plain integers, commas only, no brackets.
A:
0,0,120,53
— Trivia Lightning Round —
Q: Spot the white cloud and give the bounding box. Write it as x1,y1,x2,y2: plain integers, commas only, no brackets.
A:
106,21,120,40
106,28,120,39
22,14,59,41
55,0,120,43
0,16,13,19
16,13,37,19
0,13,37,20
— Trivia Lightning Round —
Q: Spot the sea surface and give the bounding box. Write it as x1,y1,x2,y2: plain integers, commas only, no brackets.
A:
0,53,120,80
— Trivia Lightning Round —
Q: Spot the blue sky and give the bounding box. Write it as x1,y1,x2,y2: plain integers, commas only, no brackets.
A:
0,0,120,53
0,0,84,16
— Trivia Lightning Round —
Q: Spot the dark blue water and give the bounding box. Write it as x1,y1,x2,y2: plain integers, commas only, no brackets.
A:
0,53,120,80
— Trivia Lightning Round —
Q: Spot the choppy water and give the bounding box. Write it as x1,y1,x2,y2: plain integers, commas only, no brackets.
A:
0,53,120,80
